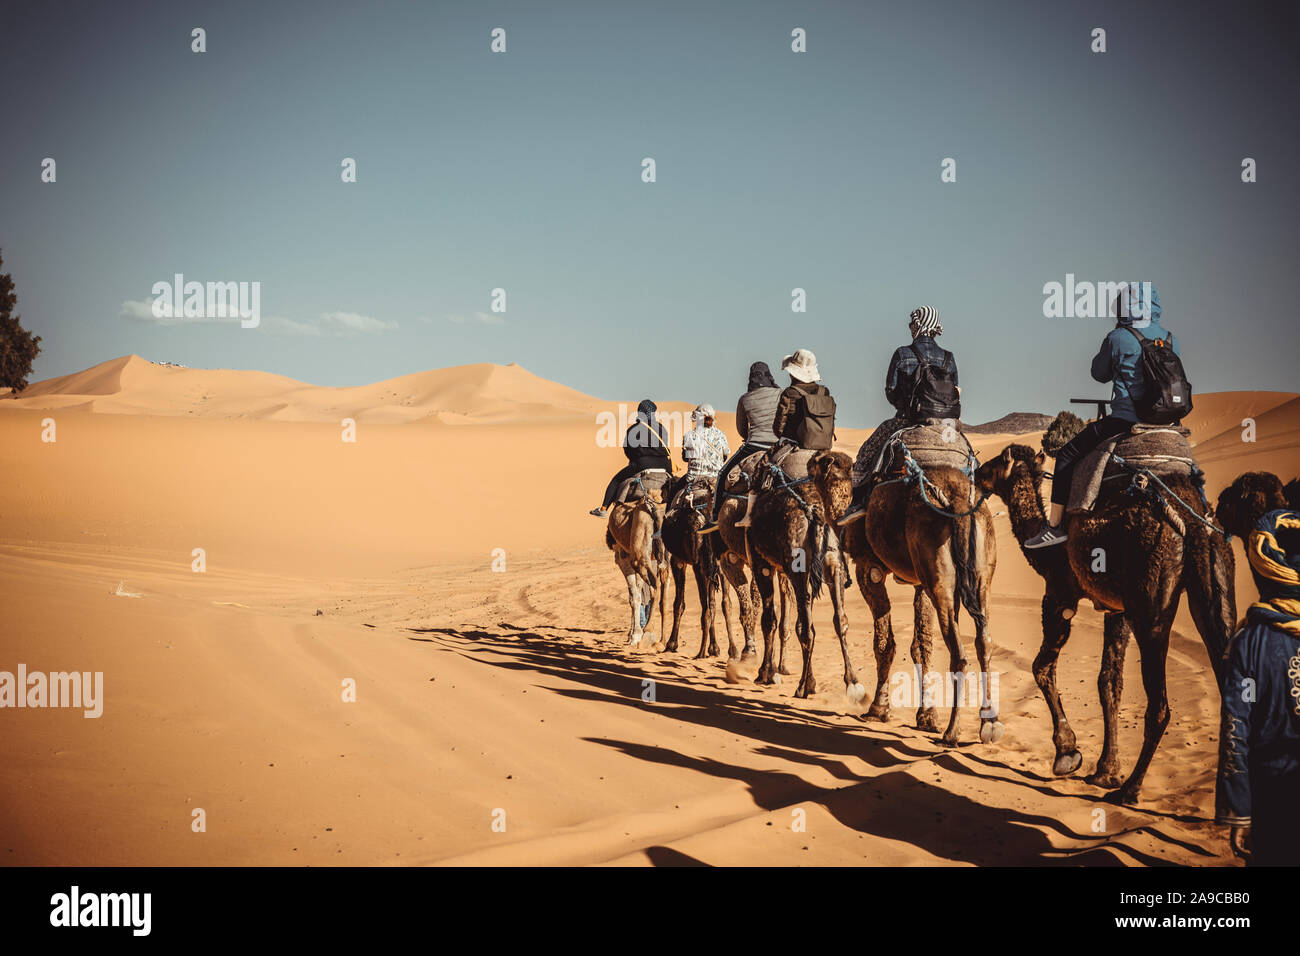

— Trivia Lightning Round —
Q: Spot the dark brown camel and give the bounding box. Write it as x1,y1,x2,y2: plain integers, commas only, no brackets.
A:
745,452,863,701
660,477,727,659
716,457,794,673
972,440,1237,804
809,451,1001,746
1215,471,1300,540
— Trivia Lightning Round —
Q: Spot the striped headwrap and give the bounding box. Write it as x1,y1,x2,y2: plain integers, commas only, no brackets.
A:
1246,509,1300,637
909,306,942,337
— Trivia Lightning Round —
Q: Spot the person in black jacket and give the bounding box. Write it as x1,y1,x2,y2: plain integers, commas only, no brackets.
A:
591,399,673,516
839,306,959,526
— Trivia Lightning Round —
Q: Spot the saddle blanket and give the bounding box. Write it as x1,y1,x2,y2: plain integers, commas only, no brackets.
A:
1067,424,1197,512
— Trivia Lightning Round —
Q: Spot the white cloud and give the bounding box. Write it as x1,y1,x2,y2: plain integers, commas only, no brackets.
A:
446,312,504,325
259,312,399,336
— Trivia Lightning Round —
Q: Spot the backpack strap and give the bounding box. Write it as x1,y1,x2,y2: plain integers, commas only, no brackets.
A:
1123,326,1147,345
908,342,929,367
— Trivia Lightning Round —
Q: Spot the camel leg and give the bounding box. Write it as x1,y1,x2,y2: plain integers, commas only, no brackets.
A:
777,572,795,675
932,588,967,747
826,550,863,701
720,571,737,660
694,564,716,660
666,559,687,653
1109,600,1177,805
972,601,1004,744
754,565,779,685
791,572,817,699
622,565,645,646
912,588,941,733
1087,612,1128,788
1034,594,1083,776
854,559,895,722
721,553,758,659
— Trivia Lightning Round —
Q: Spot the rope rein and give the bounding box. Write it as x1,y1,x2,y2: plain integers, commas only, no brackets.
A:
1110,454,1229,540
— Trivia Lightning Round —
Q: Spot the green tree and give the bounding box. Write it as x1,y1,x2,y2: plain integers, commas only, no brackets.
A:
0,250,42,394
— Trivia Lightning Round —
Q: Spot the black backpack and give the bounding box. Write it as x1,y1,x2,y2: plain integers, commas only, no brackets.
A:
1124,327,1193,424
906,343,961,420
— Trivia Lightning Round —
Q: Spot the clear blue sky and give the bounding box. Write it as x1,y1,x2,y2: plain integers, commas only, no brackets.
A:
2,0,1296,426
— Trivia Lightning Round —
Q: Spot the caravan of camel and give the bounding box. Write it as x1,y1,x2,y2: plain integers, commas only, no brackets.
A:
604,409,1298,806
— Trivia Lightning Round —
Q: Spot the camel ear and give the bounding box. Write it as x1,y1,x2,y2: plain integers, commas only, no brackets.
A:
1034,450,1046,467
1001,456,1015,480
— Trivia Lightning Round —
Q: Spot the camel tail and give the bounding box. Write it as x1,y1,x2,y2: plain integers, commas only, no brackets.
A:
950,512,983,629
808,515,827,600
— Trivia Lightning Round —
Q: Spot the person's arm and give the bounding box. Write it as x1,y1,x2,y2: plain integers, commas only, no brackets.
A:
735,398,749,442
1090,332,1118,384
884,348,905,408
682,429,699,461
947,351,958,387
1215,632,1254,854
623,424,638,461
1168,330,1180,356
773,387,800,439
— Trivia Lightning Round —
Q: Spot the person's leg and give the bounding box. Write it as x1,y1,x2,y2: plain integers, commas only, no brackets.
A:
1027,416,1130,546
600,462,640,509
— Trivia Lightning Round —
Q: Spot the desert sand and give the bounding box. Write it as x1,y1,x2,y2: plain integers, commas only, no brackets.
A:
0,356,1294,866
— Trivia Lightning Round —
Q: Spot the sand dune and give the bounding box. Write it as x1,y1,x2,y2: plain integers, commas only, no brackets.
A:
1,359,1296,865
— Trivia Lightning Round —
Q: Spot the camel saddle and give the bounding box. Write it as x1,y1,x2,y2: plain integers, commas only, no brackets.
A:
1067,424,1197,512
722,451,768,495
877,422,976,478
615,468,671,504
669,475,716,513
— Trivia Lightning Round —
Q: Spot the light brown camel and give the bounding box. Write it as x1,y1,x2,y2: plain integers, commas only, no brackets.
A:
745,451,864,702
972,433,1236,804
810,451,1001,747
716,455,794,673
661,477,727,659
605,490,667,648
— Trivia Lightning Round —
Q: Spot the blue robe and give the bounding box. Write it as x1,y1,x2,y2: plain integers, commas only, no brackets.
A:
1215,618,1300,866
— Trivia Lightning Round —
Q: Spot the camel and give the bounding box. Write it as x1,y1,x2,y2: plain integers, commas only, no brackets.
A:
660,477,728,659
744,450,863,702
972,435,1237,804
605,489,668,648
809,451,1001,747
716,457,795,675
1216,471,1300,540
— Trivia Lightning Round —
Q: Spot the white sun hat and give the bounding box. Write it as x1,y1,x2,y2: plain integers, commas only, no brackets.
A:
781,348,821,383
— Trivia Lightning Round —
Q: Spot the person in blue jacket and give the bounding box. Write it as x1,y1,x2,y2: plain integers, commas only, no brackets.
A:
1026,282,1181,548
1215,508,1300,865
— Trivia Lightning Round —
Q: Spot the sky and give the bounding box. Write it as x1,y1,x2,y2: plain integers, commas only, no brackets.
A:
2,0,1297,427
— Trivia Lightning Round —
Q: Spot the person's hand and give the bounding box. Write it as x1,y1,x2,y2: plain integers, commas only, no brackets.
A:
1229,825,1252,859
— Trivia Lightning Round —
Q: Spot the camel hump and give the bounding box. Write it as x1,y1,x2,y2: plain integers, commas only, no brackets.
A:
616,467,671,504
723,450,768,493
881,422,976,476
1067,424,1199,513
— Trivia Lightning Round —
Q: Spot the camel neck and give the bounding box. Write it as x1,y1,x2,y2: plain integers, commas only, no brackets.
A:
1005,472,1047,545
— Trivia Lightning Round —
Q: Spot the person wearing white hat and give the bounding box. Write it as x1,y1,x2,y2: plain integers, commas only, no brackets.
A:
681,403,730,487
736,348,837,528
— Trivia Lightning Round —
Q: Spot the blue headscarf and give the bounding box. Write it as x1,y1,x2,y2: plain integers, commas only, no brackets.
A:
1112,282,1161,328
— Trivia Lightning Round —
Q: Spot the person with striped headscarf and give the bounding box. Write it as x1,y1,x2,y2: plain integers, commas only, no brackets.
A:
1215,508,1300,865
839,306,960,526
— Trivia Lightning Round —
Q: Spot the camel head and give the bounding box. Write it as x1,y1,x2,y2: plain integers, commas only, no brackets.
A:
1215,471,1288,540
1041,411,1086,459
807,450,854,520
974,443,1047,500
